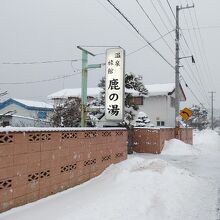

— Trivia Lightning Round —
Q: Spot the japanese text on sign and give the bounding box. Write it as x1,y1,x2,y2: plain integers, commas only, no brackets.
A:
105,48,125,121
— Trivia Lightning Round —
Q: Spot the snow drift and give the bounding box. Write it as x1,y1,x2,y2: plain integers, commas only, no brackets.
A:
0,157,217,220
162,138,200,156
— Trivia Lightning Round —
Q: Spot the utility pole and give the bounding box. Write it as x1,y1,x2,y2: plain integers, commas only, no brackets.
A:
77,46,101,127
209,91,216,130
175,4,194,128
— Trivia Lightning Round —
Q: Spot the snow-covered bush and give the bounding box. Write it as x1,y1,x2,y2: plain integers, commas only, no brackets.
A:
134,111,152,127
188,105,209,130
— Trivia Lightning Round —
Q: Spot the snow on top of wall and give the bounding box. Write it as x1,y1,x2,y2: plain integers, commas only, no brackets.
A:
48,88,102,99
0,126,126,133
13,98,53,109
47,83,176,100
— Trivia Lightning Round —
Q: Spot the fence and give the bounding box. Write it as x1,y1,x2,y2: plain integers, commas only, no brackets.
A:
133,127,193,154
0,128,127,213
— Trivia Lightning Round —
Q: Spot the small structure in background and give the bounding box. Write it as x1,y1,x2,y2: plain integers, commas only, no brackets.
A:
48,88,102,107
0,98,53,127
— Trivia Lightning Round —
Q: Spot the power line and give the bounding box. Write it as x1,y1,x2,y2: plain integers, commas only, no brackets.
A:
182,25,220,30
135,0,174,55
1,59,80,65
127,30,174,56
180,75,205,107
95,29,175,57
150,0,175,43
0,70,82,85
106,0,174,69
185,1,213,92
165,0,210,106
166,0,176,19
192,2,216,91
150,0,207,105
156,0,174,28
95,0,144,43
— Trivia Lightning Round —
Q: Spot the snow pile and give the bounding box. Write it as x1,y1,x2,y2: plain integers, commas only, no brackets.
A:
162,139,200,156
0,158,217,220
193,129,220,155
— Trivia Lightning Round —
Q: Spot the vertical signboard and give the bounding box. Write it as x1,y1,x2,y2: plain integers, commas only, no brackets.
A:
105,48,125,121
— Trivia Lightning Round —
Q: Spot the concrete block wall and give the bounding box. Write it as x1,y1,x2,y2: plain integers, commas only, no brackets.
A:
133,127,193,154
0,128,127,213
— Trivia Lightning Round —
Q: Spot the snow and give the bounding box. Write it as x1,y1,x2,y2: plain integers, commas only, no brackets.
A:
145,83,175,96
47,88,102,99
0,130,219,220
47,83,181,100
0,127,126,133
162,139,200,156
13,98,53,109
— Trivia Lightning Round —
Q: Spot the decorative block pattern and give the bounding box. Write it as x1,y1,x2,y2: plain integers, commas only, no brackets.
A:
0,179,12,189
102,155,111,162
28,133,51,142
0,134,13,144
115,152,123,158
28,170,50,182
61,164,77,173
0,129,127,213
83,159,96,167
116,131,124,136
102,131,111,137
61,132,78,140
84,131,97,138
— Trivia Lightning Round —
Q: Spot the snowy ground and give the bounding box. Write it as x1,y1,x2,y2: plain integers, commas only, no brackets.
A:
0,130,219,220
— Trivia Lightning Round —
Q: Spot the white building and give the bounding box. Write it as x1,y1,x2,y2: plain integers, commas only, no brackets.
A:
0,98,53,127
48,83,186,127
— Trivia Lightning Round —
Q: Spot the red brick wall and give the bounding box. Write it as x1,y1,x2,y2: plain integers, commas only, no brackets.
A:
0,129,127,213
133,128,193,154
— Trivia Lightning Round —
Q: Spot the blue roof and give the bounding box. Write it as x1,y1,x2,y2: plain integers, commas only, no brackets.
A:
0,98,53,111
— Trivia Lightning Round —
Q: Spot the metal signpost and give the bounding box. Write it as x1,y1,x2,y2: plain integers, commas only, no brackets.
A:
77,46,102,127
105,48,125,121
180,107,193,143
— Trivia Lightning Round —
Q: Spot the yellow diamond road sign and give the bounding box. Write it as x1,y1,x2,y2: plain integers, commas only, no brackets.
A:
180,107,193,121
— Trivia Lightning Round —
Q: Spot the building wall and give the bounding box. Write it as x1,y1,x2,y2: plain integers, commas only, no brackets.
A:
11,116,51,127
0,128,127,213
0,104,52,122
139,96,175,127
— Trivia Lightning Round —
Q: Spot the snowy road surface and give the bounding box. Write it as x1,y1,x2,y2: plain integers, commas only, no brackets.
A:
0,130,219,220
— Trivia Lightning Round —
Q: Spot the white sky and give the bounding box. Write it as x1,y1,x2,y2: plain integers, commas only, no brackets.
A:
0,0,219,109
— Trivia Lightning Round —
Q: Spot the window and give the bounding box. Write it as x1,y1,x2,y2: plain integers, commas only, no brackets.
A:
157,121,165,126
38,111,47,119
129,97,143,105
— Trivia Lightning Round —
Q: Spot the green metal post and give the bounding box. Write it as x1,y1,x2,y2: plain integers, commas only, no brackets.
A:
81,50,88,127
77,46,100,127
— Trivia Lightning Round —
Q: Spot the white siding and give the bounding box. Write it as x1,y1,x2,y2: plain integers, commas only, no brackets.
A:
138,96,175,127
0,104,53,120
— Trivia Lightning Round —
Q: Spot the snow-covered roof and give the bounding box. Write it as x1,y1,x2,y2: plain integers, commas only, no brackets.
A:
0,98,53,110
48,83,185,100
13,98,53,109
145,83,175,96
48,88,102,99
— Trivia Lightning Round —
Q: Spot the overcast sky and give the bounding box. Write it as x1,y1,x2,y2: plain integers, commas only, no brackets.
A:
0,0,219,109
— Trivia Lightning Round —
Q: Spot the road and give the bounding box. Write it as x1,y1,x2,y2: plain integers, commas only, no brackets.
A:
135,143,220,219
